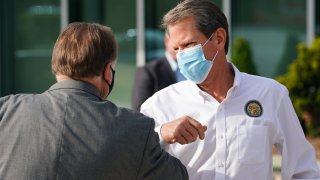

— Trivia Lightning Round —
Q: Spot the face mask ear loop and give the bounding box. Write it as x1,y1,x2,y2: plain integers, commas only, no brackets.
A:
211,50,219,62
202,33,215,47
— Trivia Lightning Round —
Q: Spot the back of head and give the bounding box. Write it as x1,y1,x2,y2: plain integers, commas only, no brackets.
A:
162,0,229,54
52,22,117,79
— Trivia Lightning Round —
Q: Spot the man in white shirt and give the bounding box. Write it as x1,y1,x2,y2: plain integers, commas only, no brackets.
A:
140,0,320,179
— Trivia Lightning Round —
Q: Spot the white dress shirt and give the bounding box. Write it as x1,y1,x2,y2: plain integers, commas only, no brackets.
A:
140,64,320,180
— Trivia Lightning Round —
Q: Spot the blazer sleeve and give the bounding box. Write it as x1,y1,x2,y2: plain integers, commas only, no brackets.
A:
0,96,11,121
131,67,155,112
136,121,189,180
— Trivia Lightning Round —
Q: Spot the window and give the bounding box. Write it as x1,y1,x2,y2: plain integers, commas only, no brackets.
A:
232,0,306,77
13,0,60,93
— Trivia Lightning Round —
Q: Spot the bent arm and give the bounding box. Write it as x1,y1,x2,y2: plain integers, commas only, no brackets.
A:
275,92,320,180
136,122,188,180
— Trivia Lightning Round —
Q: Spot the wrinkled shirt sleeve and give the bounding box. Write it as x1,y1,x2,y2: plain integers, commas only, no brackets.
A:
275,89,320,180
141,98,171,150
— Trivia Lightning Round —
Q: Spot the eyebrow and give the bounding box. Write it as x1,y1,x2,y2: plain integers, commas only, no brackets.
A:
168,35,198,49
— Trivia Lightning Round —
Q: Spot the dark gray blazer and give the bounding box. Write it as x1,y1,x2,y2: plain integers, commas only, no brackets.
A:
0,79,188,180
131,57,176,111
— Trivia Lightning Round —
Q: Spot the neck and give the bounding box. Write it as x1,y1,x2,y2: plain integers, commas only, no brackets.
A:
198,62,234,103
55,74,106,98
56,74,70,82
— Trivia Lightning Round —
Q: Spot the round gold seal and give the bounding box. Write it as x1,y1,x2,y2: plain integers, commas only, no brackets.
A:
244,100,263,117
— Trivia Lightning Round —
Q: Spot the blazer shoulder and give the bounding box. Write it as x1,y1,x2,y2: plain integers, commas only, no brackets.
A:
0,94,32,108
144,57,170,71
115,107,155,130
134,57,167,76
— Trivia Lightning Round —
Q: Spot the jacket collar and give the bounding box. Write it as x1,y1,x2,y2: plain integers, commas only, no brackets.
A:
47,79,102,99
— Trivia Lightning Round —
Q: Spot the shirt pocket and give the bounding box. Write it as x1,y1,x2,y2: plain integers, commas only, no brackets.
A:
237,125,267,164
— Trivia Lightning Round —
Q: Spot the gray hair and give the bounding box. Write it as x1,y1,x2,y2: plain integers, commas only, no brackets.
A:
162,0,229,54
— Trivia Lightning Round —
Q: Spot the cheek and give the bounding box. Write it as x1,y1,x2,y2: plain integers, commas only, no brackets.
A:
204,44,218,60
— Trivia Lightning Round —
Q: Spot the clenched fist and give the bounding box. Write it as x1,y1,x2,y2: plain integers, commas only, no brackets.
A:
160,115,207,145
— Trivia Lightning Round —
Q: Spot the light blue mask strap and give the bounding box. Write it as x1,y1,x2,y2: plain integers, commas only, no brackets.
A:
203,33,215,47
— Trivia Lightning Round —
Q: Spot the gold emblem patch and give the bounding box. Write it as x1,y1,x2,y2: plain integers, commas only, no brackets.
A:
244,100,263,117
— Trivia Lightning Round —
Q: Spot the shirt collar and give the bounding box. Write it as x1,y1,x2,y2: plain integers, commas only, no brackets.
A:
188,63,242,102
188,81,213,103
165,51,178,71
230,63,241,89
47,79,102,99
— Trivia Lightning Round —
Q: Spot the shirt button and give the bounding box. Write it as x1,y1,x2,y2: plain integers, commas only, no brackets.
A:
219,135,224,139
217,162,224,168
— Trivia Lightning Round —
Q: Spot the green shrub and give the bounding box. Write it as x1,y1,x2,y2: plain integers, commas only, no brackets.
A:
231,37,257,75
275,33,300,76
277,37,320,136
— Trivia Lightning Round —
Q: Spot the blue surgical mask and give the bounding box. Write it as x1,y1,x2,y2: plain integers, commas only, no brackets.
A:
176,35,218,84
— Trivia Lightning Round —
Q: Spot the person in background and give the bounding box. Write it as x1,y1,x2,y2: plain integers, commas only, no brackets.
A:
140,0,320,179
131,34,186,111
0,22,188,180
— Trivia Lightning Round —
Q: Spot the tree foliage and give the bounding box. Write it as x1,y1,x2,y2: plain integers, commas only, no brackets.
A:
277,37,320,136
231,37,257,75
275,33,299,76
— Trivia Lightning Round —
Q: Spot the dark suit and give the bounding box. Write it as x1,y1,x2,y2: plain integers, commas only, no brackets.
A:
132,56,176,111
0,79,188,180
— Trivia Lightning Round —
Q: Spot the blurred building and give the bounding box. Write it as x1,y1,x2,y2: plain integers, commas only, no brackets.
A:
1,0,319,107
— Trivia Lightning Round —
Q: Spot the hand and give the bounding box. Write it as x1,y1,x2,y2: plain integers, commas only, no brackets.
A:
160,115,207,145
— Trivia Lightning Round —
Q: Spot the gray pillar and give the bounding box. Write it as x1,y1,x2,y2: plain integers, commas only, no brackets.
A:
60,0,69,31
136,0,146,67
307,0,315,45
223,0,231,60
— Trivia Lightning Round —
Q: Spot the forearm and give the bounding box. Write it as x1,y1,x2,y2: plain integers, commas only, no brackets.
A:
137,125,188,180
277,93,320,179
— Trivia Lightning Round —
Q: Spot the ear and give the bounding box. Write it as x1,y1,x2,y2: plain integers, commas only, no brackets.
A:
215,28,227,51
103,62,113,84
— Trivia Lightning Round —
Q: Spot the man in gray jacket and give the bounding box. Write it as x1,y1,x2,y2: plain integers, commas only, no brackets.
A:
0,22,188,180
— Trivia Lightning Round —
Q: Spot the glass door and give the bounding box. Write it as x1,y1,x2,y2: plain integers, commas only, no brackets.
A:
13,0,60,93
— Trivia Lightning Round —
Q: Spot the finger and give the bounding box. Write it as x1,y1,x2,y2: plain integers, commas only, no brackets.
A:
178,126,195,143
170,116,197,144
170,138,176,144
188,118,207,140
184,123,199,142
199,125,207,140
175,133,188,144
